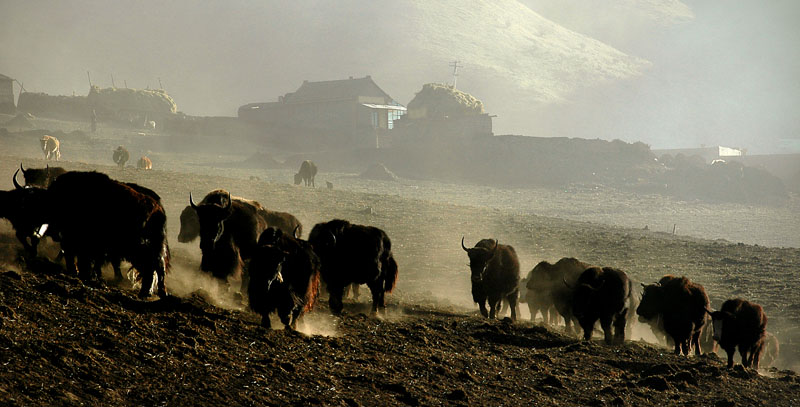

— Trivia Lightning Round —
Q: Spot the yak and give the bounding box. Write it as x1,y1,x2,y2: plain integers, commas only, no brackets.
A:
19,164,67,188
248,227,321,329
179,194,301,244
113,146,130,168
45,171,169,297
461,237,520,321
570,266,631,344
637,275,710,356
40,135,60,161
308,219,398,315
137,156,152,170
294,160,317,187
190,189,268,290
708,298,768,369
526,257,589,334
0,170,51,255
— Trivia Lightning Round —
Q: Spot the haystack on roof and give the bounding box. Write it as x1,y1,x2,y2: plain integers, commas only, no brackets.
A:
87,86,177,114
406,83,484,119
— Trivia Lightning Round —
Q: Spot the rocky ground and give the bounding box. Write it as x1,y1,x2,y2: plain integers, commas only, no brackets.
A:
1,117,799,405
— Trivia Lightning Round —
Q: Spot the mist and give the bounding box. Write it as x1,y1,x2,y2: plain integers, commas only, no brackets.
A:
2,1,797,153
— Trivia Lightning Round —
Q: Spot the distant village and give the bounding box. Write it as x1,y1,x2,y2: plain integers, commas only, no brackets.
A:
0,72,797,202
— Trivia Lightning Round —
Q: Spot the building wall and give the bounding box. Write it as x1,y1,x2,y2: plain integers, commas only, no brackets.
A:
0,80,14,114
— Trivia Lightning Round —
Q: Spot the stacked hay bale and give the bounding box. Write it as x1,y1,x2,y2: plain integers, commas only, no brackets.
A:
87,86,177,116
406,83,484,119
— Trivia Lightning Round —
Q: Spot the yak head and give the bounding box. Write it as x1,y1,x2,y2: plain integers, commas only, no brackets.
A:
190,191,234,251
250,245,288,294
570,267,605,321
636,282,665,322
294,172,303,185
461,237,498,283
707,309,732,342
177,205,200,243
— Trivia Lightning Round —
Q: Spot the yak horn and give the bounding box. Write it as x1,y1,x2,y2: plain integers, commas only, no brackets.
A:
189,192,198,209
19,163,26,174
223,191,232,209
12,169,23,190
461,236,469,252
293,225,300,239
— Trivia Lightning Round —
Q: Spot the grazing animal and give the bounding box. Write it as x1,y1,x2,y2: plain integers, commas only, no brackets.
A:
19,164,67,188
637,275,710,356
294,160,317,187
137,156,152,170
308,219,398,314
45,171,169,297
113,146,130,168
189,190,268,289
526,258,589,334
570,266,631,344
178,197,302,244
708,298,768,368
0,170,50,255
461,237,520,321
40,135,61,161
248,228,321,329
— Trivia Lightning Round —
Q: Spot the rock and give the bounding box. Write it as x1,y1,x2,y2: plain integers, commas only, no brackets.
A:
637,376,671,391
1,270,21,280
539,374,564,389
446,389,468,401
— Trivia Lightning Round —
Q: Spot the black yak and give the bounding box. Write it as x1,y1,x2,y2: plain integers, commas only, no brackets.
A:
461,237,520,321
294,160,317,187
113,146,129,168
525,257,589,333
19,164,67,188
709,298,768,368
571,266,630,344
309,219,398,315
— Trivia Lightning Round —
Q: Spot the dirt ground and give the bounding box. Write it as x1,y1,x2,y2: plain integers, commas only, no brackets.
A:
1,116,799,405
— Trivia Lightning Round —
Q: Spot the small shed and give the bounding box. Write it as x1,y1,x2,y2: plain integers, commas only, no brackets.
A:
0,74,15,114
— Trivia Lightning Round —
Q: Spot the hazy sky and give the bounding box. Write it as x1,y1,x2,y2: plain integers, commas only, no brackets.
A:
1,0,797,153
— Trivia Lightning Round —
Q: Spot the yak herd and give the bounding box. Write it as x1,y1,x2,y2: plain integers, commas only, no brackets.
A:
1,163,771,370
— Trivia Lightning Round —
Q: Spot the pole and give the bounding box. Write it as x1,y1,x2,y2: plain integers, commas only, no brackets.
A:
449,60,463,89
158,77,163,90
87,71,93,88
111,73,116,88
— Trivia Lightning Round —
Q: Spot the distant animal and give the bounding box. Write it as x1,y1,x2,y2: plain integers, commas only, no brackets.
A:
113,146,130,168
189,190,268,290
570,266,631,344
637,275,710,356
708,298,768,369
248,227,321,329
526,257,590,334
144,116,156,130
178,197,302,244
326,181,333,190
40,135,61,161
0,170,51,255
308,219,398,314
461,237,520,321
19,163,67,188
137,156,152,170
45,171,169,297
294,160,317,187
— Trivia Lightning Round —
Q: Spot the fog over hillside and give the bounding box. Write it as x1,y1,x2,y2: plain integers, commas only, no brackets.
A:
1,0,797,153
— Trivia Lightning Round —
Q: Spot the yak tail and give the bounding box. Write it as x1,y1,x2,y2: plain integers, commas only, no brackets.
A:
383,255,399,293
303,269,321,314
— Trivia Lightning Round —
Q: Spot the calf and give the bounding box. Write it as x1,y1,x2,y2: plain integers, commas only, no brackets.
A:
40,135,61,161
637,275,709,356
571,266,630,344
461,237,520,321
248,228,320,329
709,298,768,368
137,156,152,170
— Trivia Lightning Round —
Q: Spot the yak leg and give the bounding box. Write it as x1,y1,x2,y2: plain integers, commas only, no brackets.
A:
724,347,735,368
155,266,167,298
527,302,538,323
260,314,272,329
77,256,94,282
290,307,303,330
488,295,502,319
328,285,346,315
15,230,37,256
506,293,518,322
600,316,614,344
740,347,751,368
613,310,627,344
138,270,155,299
367,281,385,315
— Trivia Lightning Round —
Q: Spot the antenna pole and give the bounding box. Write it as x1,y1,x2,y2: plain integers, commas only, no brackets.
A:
111,73,116,87
87,71,93,88
449,60,463,89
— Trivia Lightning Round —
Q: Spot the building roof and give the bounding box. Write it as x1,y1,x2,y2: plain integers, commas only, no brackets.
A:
0,74,14,82
283,76,394,104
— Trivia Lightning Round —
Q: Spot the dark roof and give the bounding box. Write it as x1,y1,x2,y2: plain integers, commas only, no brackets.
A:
0,74,13,82
283,76,393,104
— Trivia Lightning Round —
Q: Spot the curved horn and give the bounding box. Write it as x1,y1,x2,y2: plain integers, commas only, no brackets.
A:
223,191,232,209
489,239,499,257
563,276,574,290
293,225,300,239
641,282,647,288
328,230,337,246
19,163,26,174
189,192,198,209
13,168,24,190
461,236,469,252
